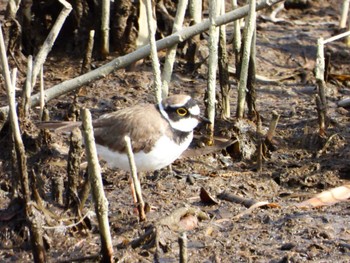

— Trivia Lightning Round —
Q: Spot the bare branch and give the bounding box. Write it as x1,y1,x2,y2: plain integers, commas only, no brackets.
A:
81,108,114,262
0,0,284,125
31,0,72,89
145,0,162,102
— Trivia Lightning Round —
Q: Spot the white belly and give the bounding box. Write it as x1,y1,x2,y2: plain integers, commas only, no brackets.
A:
95,133,193,172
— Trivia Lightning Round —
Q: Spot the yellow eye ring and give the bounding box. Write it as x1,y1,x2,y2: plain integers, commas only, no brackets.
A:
176,108,187,116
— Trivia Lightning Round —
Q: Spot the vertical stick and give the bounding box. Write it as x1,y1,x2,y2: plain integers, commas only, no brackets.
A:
186,0,202,71
246,30,257,119
219,0,231,119
52,176,64,205
5,0,21,19
81,109,114,262
256,114,263,172
179,232,188,263
39,66,45,121
66,127,82,210
236,0,256,119
82,30,95,74
315,38,325,82
145,0,162,103
161,0,188,98
31,0,72,89
101,0,110,58
339,0,350,29
8,65,46,262
207,0,220,145
189,0,202,24
315,38,327,135
265,111,280,143
231,0,242,74
23,55,33,118
0,24,31,204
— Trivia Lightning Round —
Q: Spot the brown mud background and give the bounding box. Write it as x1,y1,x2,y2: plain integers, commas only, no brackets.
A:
1,0,350,262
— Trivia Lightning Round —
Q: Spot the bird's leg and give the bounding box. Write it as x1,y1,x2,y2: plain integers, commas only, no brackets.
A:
129,173,138,204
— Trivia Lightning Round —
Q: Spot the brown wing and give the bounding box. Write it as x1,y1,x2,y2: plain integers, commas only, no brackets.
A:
93,104,168,153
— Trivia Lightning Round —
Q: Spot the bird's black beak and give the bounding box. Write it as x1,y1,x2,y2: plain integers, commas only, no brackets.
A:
198,115,211,124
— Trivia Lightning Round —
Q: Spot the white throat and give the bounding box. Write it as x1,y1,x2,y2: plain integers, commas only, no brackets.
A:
168,118,199,132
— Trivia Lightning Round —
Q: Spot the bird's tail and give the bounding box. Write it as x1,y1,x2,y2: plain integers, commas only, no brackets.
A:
36,121,82,133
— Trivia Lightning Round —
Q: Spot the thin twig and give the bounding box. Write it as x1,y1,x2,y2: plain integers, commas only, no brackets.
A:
256,114,263,172
101,0,110,57
315,38,325,81
237,0,256,118
186,0,202,71
23,55,33,118
1,39,46,260
66,127,83,210
0,0,284,122
161,0,188,98
0,23,32,204
189,0,202,24
145,0,162,102
265,110,280,143
81,30,95,74
339,0,350,29
219,0,231,120
231,0,241,73
179,232,188,263
39,66,45,120
322,30,350,44
206,0,220,145
5,0,21,19
81,108,114,262
315,94,326,136
31,0,72,89
315,38,328,135
246,29,257,119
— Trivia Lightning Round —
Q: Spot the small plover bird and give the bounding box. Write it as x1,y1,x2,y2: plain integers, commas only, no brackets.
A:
39,94,209,172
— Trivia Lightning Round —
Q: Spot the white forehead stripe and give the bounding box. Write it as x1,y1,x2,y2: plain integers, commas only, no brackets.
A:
158,101,169,119
188,105,200,116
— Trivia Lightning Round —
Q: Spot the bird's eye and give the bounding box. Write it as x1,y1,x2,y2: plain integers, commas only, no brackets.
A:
176,107,187,116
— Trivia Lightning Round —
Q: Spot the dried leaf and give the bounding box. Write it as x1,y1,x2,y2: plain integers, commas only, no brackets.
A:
297,184,350,208
265,203,281,208
329,73,350,82
200,187,219,205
